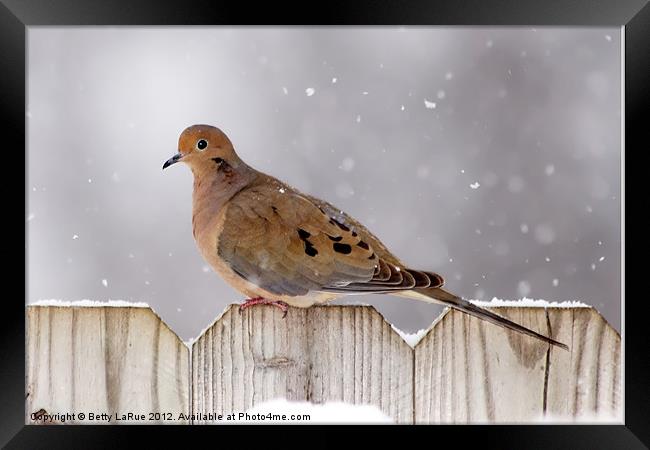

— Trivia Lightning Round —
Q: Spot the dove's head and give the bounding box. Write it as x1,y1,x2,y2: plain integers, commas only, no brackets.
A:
163,124,240,172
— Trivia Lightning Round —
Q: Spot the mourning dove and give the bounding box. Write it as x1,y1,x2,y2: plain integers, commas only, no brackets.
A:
163,124,567,350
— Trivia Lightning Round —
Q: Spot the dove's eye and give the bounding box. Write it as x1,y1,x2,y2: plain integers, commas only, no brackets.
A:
196,139,208,150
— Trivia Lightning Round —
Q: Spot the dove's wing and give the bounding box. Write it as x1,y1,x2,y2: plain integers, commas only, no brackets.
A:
216,177,444,297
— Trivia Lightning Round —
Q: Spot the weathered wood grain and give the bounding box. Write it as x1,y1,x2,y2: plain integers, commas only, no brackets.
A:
414,306,621,423
191,304,414,423
545,307,621,421
414,307,550,423
26,304,620,425
26,306,190,424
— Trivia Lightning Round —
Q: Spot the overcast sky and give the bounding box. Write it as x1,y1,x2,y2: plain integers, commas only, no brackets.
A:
27,27,621,340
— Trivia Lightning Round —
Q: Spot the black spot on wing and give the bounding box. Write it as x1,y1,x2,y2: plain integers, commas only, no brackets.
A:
304,242,318,257
357,240,369,250
328,235,343,242
297,228,318,257
333,243,352,254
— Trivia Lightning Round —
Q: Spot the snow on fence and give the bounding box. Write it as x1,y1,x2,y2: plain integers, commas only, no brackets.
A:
25,302,621,424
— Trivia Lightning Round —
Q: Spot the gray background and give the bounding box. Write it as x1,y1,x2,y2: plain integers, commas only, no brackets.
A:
27,27,621,340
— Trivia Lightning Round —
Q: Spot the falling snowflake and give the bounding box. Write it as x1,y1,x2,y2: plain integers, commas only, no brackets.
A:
470,182,480,189
102,279,108,287
305,88,315,96
340,157,355,172
424,99,436,109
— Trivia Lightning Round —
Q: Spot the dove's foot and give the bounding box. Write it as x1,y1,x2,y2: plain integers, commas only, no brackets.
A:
239,297,289,318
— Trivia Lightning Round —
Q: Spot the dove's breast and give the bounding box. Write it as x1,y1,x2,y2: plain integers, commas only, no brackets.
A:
193,202,338,307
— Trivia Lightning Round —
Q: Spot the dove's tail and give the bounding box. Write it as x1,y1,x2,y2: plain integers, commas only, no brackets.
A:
400,286,568,350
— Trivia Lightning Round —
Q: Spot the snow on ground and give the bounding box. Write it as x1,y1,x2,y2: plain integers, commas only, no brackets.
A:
233,399,393,424
535,411,621,424
31,299,149,308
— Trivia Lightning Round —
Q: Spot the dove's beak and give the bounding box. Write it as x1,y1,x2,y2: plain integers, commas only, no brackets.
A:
163,152,183,170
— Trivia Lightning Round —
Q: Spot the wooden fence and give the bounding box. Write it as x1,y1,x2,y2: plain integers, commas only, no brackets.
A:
25,303,621,424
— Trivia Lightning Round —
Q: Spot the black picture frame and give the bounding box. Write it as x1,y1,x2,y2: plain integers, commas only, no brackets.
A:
4,0,646,447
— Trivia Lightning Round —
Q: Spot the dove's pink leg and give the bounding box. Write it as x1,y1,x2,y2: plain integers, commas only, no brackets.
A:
239,297,289,317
